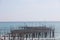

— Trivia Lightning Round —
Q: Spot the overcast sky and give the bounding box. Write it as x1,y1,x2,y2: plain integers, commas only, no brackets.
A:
0,0,60,21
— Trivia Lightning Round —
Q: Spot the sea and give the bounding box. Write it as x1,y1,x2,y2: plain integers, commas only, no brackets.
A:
0,21,60,38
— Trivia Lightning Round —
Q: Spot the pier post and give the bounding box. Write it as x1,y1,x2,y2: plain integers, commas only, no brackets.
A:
4,36,5,40
9,34,10,40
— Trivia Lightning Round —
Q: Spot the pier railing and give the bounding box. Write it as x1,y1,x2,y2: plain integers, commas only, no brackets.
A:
0,37,60,40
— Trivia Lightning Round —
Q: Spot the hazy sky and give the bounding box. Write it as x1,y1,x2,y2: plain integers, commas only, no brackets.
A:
0,0,60,21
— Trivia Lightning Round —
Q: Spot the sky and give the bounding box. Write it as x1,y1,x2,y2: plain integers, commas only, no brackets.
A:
0,0,60,21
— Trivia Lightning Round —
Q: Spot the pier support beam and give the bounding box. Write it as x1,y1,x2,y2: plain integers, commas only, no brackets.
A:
4,36,5,40
9,34,10,40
